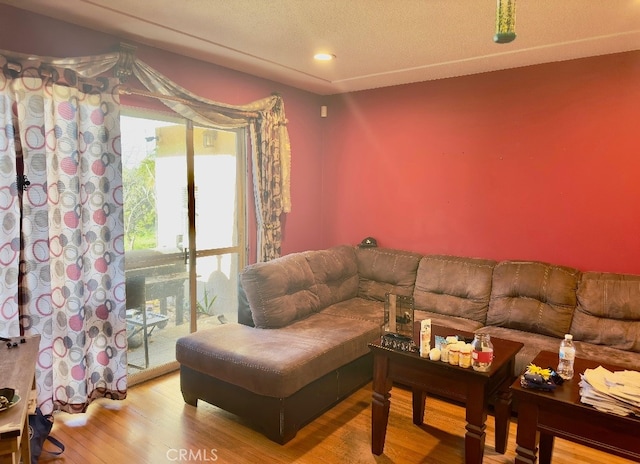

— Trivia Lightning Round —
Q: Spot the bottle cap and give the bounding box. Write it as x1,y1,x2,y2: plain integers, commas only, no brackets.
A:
565,334,573,340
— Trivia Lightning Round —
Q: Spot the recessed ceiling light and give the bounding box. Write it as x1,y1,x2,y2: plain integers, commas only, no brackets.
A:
314,53,335,61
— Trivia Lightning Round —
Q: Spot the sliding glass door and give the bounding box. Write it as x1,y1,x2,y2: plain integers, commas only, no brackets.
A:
191,124,246,330
121,110,246,383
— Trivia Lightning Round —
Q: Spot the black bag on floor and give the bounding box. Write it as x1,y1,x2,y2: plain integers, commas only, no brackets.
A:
29,407,65,463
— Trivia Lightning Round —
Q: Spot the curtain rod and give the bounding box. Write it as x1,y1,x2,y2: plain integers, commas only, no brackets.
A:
118,86,259,119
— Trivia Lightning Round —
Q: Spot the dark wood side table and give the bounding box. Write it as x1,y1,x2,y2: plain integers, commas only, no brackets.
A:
369,325,523,464
512,350,640,464
0,335,40,464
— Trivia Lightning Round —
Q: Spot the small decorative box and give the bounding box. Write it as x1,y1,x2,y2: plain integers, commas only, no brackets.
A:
381,332,417,352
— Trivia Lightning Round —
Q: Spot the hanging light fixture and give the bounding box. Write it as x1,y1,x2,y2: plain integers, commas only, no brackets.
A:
494,0,516,44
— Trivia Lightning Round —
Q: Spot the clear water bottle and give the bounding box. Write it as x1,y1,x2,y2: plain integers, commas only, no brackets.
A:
557,334,576,380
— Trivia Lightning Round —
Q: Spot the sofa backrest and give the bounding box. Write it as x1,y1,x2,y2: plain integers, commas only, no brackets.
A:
413,255,497,324
304,245,359,309
486,260,580,338
240,252,320,328
239,246,359,328
355,247,422,301
570,271,640,352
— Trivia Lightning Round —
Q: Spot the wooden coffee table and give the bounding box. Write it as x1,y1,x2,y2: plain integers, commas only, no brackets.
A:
369,325,523,464
0,335,40,464
512,350,640,464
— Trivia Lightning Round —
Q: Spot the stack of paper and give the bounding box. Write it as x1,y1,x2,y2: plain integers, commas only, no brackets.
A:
579,366,640,416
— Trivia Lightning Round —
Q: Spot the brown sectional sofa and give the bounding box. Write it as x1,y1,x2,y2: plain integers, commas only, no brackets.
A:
176,245,640,444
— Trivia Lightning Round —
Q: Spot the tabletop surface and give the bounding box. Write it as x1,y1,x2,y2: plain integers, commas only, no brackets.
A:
512,350,640,422
0,335,40,439
370,323,524,377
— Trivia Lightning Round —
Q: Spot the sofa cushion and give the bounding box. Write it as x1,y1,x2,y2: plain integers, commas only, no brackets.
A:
486,261,580,338
573,341,640,371
176,314,380,398
305,245,359,309
319,297,386,327
355,247,422,301
414,310,485,333
413,255,496,324
570,272,640,352
240,253,320,328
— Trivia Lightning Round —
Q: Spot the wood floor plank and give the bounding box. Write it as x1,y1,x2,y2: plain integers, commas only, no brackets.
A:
41,372,636,463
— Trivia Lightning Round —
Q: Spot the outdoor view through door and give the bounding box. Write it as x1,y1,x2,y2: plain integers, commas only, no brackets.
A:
121,110,246,382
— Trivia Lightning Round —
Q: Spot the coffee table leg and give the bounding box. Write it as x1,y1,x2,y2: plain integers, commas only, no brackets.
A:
538,433,554,464
464,382,488,464
515,401,539,464
371,354,392,455
494,382,512,453
412,387,427,425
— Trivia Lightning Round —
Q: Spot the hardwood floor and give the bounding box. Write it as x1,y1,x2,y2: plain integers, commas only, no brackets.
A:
42,372,635,464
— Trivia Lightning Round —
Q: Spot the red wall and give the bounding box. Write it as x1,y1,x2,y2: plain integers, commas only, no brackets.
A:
3,5,640,274
0,5,325,259
324,52,640,274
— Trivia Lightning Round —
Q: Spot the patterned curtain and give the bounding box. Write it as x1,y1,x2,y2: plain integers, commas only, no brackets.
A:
0,63,21,337
0,54,126,414
249,100,291,261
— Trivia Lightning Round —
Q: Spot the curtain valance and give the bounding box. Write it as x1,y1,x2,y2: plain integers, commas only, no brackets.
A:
1,46,292,261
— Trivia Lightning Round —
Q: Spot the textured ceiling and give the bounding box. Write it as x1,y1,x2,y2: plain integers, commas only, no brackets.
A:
3,0,640,94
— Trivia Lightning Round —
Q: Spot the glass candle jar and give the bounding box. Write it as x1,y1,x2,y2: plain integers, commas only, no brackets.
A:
459,344,472,368
440,344,449,363
471,333,494,372
448,344,460,366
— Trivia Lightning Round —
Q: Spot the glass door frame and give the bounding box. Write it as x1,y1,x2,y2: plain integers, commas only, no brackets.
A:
186,120,248,333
